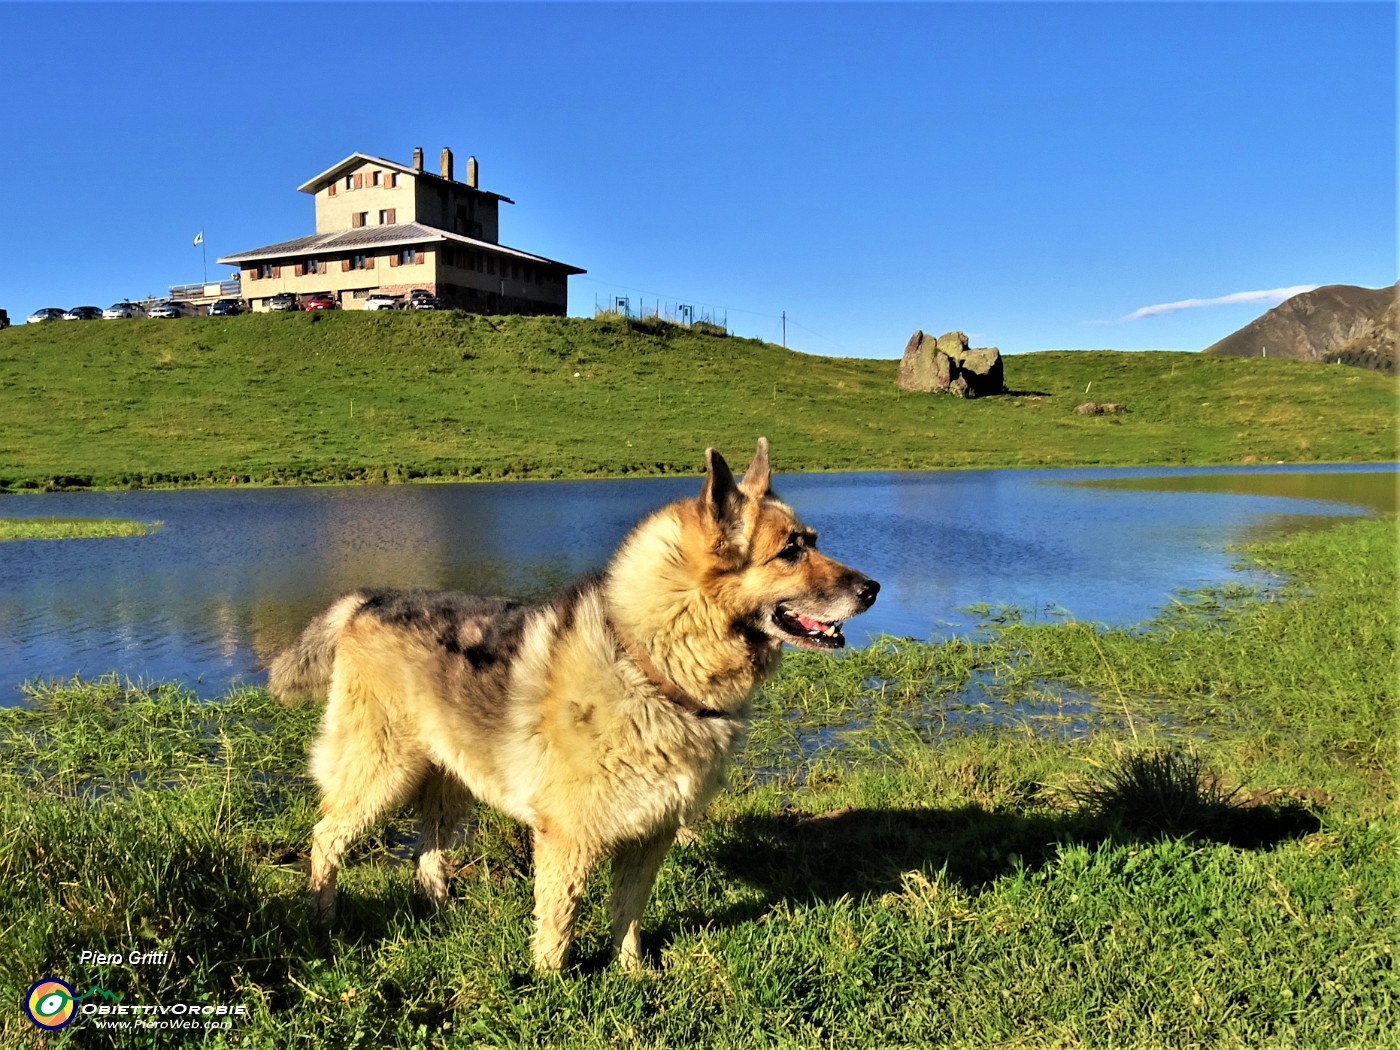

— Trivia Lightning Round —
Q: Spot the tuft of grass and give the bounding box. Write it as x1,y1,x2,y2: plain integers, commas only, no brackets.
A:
1071,746,1321,848
0,516,160,541
1075,746,1244,830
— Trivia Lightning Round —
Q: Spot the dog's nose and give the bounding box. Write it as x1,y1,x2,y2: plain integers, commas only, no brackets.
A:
857,579,880,608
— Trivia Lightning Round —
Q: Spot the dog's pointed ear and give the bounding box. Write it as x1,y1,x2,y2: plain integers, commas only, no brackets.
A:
701,447,742,525
739,437,771,500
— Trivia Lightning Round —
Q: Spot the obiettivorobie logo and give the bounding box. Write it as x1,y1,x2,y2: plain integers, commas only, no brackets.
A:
23,978,121,1031
23,976,247,1032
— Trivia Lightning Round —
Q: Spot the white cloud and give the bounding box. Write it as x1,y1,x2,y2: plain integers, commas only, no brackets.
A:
1119,285,1318,322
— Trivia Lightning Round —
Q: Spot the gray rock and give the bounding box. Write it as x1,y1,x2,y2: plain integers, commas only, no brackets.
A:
898,329,1004,397
935,331,970,358
897,330,937,392
958,346,1004,398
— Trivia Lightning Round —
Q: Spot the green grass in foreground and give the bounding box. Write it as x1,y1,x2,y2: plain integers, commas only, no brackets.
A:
0,517,160,541
0,516,1394,1047
0,311,1396,491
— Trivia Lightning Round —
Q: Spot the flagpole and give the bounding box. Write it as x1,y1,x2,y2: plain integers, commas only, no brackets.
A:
194,228,207,285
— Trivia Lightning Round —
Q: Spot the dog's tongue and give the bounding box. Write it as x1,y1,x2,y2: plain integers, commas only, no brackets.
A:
796,614,832,633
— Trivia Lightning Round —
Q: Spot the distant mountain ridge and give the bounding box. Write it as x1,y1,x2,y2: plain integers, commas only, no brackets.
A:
1202,282,1397,373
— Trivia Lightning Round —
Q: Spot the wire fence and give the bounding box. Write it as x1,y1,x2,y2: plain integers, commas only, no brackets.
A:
592,294,728,331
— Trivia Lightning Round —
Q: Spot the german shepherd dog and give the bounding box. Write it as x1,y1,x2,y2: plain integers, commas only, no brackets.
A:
268,439,877,970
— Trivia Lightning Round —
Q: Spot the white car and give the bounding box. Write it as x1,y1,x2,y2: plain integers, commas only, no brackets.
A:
148,301,193,319
103,302,147,319
363,293,402,311
27,307,65,323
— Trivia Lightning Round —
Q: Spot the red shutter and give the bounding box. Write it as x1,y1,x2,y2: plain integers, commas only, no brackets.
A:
294,264,305,277
366,255,375,270
341,259,350,272
417,248,426,265
353,173,363,190
272,266,281,278
386,208,396,224
389,254,399,268
328,183,337,197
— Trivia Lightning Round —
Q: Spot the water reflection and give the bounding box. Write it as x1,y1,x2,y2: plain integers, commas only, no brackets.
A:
0,464,1391,702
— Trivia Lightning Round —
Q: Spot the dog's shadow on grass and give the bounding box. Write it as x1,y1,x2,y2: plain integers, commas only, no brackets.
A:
686,792,1321,932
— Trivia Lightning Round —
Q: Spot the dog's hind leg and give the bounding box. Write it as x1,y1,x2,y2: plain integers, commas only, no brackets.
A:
608,827,678,971
530,828,596,970
308,703,427,924
413,766,473,907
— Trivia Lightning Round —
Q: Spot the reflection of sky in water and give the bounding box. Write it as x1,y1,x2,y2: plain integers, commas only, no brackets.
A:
0,465,1390,702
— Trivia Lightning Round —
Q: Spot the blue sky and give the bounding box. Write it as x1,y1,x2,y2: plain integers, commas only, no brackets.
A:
1,1,1393,357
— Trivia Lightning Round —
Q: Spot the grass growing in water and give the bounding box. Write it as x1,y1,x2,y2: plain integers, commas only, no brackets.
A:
0,517,160,541
0,517,1394,1047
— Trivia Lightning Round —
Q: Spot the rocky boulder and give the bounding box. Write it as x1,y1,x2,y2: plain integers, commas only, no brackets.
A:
958,346,1004,398
897,329,1005,398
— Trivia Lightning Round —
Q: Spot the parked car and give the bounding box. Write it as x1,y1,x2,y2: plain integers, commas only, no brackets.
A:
363,293,402,311
0,308,9,329
408,294,444,310
207,299,244,317
268,293,300,312
304,292,339,311
103,302,147,319
148,301,192,319
63,306,104,321
27,307,65,323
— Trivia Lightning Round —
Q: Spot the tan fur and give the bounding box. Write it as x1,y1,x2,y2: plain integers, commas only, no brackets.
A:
269,439,877,970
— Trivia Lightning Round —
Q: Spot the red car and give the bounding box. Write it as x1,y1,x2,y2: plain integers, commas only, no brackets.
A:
304,293,340,311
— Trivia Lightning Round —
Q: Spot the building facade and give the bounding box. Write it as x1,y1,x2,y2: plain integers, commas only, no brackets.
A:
218,147,584,313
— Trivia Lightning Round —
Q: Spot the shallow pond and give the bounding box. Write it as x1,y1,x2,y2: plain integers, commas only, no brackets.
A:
0,464,1392,702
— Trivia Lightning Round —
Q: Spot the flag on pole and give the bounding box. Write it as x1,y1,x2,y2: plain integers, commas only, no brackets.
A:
192,230,204,247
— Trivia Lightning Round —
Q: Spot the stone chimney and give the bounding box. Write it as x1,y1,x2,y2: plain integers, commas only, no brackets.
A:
466,156,478,189
440,147,453,181
412,146,424,172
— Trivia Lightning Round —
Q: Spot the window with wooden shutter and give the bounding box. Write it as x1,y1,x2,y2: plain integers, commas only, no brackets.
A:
354,173,364,190
295,264,305,277
365,255,375,270
328,182,337,197
388,172,397,189
341,259,351,272
387,208,396,224
389,254,399,268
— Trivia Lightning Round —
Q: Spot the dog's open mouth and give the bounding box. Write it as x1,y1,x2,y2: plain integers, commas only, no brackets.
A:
772,604,846,650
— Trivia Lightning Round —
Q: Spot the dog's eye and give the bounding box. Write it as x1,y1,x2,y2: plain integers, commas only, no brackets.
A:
777,535,808,562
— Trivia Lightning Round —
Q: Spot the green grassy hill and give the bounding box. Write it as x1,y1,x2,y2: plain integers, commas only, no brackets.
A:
1,311,1395,490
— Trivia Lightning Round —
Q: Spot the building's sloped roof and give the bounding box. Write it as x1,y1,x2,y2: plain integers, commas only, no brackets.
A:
296,152,513,203
217,222,584,274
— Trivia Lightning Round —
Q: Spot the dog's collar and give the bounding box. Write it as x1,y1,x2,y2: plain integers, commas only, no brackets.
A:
607,620,729,720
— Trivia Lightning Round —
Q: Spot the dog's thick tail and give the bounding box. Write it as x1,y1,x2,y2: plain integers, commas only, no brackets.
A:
266,593,366,706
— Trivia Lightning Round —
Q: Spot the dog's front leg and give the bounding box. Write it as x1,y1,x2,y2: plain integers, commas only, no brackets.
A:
530,828,593,970
609,827,677,971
